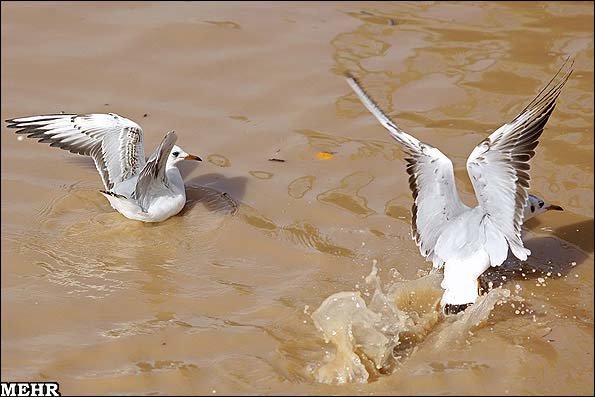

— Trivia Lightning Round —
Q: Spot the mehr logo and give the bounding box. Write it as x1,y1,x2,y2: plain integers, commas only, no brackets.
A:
0,383,60,397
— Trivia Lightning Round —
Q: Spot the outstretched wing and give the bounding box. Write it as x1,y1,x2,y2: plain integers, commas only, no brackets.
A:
466,59,573,261
5,113,145,190
346,74,468,267
133,131,177,212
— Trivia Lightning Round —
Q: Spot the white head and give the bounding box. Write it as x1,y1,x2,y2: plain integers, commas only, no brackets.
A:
167,144,202,167
523,193,563,221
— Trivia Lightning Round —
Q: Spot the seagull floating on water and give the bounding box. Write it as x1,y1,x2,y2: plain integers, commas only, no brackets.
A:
345,59,572,314
6,113,202,222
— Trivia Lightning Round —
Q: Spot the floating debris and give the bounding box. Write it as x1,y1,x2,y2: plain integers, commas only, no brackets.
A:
229,115,249,122
316,151,335,160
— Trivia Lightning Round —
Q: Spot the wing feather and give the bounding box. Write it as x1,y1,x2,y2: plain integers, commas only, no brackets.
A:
466,59,573,262
132,131,177,212
6,113,145,190
345,74,468,266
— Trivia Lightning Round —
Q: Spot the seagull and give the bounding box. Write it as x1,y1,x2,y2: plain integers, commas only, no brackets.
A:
6,113,202,222
345,59,573,314
523,193,563,221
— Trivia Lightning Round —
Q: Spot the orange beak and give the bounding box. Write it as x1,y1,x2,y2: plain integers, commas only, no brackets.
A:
184,154,202,161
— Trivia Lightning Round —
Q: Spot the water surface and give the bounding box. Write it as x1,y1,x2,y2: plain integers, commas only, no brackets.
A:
1,2,593,395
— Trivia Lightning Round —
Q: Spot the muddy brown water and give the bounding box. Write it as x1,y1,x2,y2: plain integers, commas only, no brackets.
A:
1,2,593,395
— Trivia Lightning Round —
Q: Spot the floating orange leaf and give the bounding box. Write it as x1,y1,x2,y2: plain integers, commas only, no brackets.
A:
316,151,335,160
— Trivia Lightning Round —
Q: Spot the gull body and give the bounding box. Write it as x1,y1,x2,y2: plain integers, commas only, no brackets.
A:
345,60,572,312
6,113,202,222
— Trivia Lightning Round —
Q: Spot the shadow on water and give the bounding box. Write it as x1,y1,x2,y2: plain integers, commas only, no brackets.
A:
480,218,594,290
185,173,248,202
180,173,248,216
177,160,201,180
532,217,594,254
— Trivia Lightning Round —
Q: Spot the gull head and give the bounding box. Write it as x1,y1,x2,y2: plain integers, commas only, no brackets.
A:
524,193,563,221
168,144,202,166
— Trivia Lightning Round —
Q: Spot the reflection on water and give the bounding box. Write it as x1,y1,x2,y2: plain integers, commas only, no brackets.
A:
317,172,376,217
240,203,355,258
384,197,411,221
297,129,398,161
207,153,231,168
7,180,238,300
105,312,193,339
249,170,274,180
287,175,315,199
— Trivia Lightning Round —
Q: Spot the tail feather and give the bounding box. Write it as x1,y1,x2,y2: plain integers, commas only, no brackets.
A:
509,241,530,261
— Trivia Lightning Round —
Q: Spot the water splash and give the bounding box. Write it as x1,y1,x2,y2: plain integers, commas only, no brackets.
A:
311,264,517,384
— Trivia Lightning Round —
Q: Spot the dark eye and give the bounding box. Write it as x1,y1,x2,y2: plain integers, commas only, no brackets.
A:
172,151,180,157
538,201,544,208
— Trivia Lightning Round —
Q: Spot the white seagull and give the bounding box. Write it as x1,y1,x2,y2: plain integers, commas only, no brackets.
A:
345,59,572,314
6,113,202,222
523,193,563,221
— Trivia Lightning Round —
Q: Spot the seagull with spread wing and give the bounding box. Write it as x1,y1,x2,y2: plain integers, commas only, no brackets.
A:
345,59,572,314
6,113,202,222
